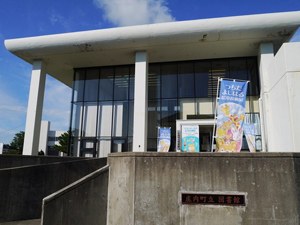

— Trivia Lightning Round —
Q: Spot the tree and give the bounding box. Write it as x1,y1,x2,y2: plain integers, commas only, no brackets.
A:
10,131,25,153
54,132,69,153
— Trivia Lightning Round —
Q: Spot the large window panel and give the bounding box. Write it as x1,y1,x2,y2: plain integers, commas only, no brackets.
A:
128,101,134,137
195,61,210,98
196,98,214,115
161,63,177,99
71,102,83,137
72,138,81,157
98,102,113,137
127,137,133,152
82,102,98,137
247,58,260,96
98,139,111,158
113,101,129,137
129,66,135,100
229,59,248,81
147,138,157,152
148,64,161,100
99,67,114,101
161,99,179,137
210,60,229,97
112,138,128,152
73,69,85,102
148,100,161,138
84,69,99,102
179,98,196,119
178,62,194,98
114,66,129,100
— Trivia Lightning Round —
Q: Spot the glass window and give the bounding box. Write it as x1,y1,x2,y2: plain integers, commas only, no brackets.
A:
99,67,114,101
196,98,214,115
147,138,157,152
161,99,178,137
161,63,177,99
72,138,80,157
112,138,128,152
112,101,129,137
114,66,129,100
247,58,260,96
127,137,133,152
148,100,161,138
179,98,196,119
148,64,161,100
128,101,134,137
178,62,194,98
84,69,99,101
73,69,85,102
129,66,135,100
82,102,98,137
229,59,248,81
210,60,229,97
98,102,113,137
98,139,111,157
71,102,83,138
195,61,210,98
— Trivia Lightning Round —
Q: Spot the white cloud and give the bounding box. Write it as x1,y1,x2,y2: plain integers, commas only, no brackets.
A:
42,76,72,132
93,0,175,26
50,10,71,31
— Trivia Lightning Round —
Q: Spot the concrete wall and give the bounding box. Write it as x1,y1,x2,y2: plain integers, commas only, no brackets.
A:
42,165,109,225
107,152,300,225
263,42,300,152
0,156,107,223
0,155,83,169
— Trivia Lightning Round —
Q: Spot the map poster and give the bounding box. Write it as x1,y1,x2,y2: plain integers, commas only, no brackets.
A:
157,127,171,152
181,125,200,152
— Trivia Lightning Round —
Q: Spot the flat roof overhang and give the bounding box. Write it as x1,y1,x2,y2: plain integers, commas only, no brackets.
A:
5,11,300,87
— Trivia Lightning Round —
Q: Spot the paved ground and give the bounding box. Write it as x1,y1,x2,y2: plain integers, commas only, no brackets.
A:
0,219,41,225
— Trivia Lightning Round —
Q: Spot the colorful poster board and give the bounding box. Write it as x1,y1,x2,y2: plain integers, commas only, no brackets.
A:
181,125,200,152
243,124,256,152
157,127,171,152
215,79,248,152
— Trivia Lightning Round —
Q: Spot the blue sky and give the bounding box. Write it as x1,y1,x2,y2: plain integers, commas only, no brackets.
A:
0,0,300,144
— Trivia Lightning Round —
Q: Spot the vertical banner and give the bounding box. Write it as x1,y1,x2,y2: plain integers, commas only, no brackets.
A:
157,127,171,152
216,80,248,152
181,125,200,152
243,124,256,152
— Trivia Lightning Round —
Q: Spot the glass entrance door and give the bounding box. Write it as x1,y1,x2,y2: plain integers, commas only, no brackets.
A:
199,125,213,152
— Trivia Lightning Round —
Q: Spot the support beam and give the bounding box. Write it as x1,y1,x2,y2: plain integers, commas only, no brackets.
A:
133,51,148,152
23,60,46,155
258,43,274,152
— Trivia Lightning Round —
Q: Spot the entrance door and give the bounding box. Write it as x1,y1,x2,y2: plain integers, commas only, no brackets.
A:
176,119,216,152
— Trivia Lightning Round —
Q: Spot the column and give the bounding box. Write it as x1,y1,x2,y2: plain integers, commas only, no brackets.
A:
23,60,46,155
133,51,148,152
258,43,274,152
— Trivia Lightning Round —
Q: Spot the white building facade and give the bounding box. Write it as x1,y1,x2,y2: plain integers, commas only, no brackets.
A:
38,121,65,156
5,11,300,156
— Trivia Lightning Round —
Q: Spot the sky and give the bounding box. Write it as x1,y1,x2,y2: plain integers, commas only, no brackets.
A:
0,0,300,144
